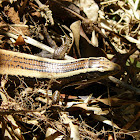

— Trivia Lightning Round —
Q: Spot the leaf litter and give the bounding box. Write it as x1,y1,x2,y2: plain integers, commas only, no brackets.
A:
0,0,140,139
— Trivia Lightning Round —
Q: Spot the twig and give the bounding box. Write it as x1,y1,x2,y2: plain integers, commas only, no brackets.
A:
0,24,34,29
0,30,74,60
0,110,40,115
108,76,140,94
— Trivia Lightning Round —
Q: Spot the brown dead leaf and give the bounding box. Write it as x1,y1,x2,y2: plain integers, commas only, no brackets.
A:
69,122,80,140
70,20,81,57
15,35,25,46
108,134,114,140
45,127,63,140
92,114,120,129
95,97,140,106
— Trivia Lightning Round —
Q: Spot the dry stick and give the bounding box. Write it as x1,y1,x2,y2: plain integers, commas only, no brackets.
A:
0,110,40,115
0,24,33,29
100,26,140,49
42,25,58,49
107,85,117,140
0,30,74,60
108,76,140,94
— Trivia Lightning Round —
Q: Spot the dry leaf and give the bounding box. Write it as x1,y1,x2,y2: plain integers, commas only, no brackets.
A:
15,35,25,46
108,134,114,140
45,127,63,140
92,114,120,129
70,20,81,57
69,122,80,140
